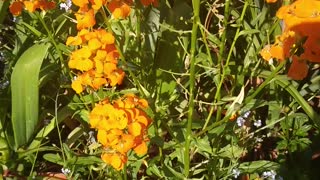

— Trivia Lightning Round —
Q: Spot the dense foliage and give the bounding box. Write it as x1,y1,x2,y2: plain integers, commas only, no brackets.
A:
1,0,320,179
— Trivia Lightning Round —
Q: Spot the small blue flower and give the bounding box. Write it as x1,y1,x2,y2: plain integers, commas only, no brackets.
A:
61,167,71,175
243,111,251,118
262,170,276,180
232,168,240,178
60,0,72,12
236,117,245,127
254,120,262,127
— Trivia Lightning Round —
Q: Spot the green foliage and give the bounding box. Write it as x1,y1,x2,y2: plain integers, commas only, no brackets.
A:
277,113,312,153
1,0,320,179
11,43,50,149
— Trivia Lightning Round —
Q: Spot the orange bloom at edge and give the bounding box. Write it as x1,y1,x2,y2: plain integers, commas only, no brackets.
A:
265,0,277,3
9,1,23,16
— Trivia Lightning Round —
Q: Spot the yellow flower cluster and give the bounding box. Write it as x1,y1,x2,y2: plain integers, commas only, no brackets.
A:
66,29,124,93
90,94,151,170
8,0,155,171
260,0,320,80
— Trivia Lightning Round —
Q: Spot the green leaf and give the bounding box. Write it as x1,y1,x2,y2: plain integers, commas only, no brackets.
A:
217,144,245,159
239,160,280,173
274,75,320,127
11,43,50,149
43,153,64,166
238,29,260,37
0,0,10,25
28,106,73,150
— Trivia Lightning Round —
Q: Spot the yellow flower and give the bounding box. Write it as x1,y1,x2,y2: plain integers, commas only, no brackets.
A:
72,0,89,8
71,76,84,94
68,46,93,71
101,153,127,170
88,38,102,51
128,122,142,136
89,0,106,10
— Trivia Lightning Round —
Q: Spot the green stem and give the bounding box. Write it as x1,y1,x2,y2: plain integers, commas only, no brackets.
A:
54,90,66,163
197,61,286,137
214,0,231,122
123,163,127,180
36,13,67,75
214,0,249,121
244,60,286,104
199,24,213,66
184,0,200,177
217,0,230,65
135,2,142,54
100,8,147,97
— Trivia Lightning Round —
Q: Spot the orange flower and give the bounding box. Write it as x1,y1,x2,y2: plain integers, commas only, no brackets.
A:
101,153,127,170
9,0,55,15
9,1,24,16
75,8,96,30
134,141,148,156
128,122,142,136
68,46,93,71
260,0,320,80
108,69,125,86
107,0,131,19
288,56,309,80
89,95,152,170
265,0,277,3
89,0,106,10
140,0,158,7
72,0,89,8
113,134,135,154
260,44,285,61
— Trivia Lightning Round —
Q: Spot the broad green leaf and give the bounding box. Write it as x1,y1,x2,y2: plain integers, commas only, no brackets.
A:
11,43,50,149
43,153,102,166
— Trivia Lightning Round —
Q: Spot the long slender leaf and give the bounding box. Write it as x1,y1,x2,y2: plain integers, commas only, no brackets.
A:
274,76,320,127
11,43,50,149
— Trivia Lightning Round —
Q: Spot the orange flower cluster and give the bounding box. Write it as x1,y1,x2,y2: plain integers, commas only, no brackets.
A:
9,0,55,16
260,0,320,80
67,29,125,93
90,94,151,170
72,0,158,23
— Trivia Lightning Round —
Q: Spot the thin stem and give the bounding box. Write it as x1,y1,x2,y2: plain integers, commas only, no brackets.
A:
36,13,67,75
123,163,127,180
214,0,231,122
100,8,147,97
217,0,230,65
135,2,142,54
54,89,66,163
184,0,200,177
244,60,286,104
214,0,249,121
197,60,286,137
199,24,213,66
